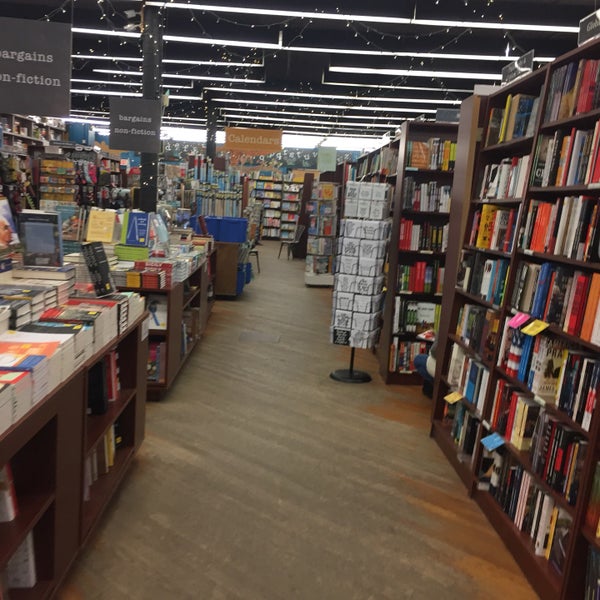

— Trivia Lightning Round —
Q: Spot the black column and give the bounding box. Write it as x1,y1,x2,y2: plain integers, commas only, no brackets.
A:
140,5,163,213
206,91,218,160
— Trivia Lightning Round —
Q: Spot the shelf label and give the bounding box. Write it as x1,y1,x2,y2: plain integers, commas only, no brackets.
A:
501,50,534,85
444,391,463,405
521,319,549,336
481,432,505,451
579,10,600,46
482,420,491,430
507,312,530,328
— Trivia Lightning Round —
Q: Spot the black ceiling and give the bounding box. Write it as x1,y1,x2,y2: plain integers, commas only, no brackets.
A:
0,0,597,138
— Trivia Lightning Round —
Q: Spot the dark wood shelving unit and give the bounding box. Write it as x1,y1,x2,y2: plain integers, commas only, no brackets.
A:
0,313,148,598
378,127,455,382
120,259,212,398
431,37,600,600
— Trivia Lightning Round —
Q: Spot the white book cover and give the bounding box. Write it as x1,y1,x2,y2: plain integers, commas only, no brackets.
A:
0,463,17,522
7,531,36,588
534,494,555,556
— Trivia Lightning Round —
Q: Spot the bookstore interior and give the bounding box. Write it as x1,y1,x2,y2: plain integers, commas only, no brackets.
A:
3,0,600,598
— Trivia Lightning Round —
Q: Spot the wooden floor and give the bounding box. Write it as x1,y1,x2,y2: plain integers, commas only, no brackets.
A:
58,241,537,600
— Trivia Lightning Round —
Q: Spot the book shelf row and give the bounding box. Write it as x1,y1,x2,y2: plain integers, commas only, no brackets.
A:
432,36,600,600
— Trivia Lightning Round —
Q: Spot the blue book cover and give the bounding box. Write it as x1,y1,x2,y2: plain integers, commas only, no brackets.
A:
517,334,535,382
124,212,150,247
493,261,509,306
531,262,553,318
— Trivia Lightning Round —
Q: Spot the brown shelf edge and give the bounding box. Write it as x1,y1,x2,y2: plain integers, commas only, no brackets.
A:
430,420,476,490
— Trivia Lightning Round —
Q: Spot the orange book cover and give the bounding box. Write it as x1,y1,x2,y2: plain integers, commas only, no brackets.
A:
581,273,600,341
531,203,552,252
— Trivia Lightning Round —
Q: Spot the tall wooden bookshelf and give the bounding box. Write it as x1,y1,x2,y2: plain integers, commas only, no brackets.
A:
431,37,600,600
249,171,282,239
378,120,458,384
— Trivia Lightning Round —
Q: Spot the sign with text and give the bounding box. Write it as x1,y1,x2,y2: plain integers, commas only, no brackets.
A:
223,127,282,154
579,10,600,46
501,50,534,85
110,98,161,153
0,17,71,116
317,146,337,173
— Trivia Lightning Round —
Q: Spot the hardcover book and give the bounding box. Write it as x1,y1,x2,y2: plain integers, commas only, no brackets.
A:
18,210,63,267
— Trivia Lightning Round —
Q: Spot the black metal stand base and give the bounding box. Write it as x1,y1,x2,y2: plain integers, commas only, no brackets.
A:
330,369,372,383
330,347,372,383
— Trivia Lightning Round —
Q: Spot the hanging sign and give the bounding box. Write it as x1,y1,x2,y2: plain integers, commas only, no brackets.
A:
110,98,162,153
0,17,71,116
501,50,534,85
579,10,600,46
317,146,337,173
223,127,282,154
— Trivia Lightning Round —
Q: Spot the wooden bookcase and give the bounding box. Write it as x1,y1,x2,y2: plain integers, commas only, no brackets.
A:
431,37,600,600
280,179,302,241
120,259,210,399
378,120,458,384
249,173,282,239
0,312,147,598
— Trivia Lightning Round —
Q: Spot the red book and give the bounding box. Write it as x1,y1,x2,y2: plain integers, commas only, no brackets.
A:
566,273,591,335
505,391,520,440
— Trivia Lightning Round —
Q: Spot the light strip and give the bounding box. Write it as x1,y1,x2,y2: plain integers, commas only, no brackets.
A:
145,2,578,33
287,45,554,62
70,88,203,100
73,54,262,68
213,97,436,113
206,86,460,105
322,80,472,93
216,106,401,121
93,68,264,84
72,27,140,38
222,112,394,128
225,119,388,134
163,33,280,50
70,78,192,89
330,66,502,80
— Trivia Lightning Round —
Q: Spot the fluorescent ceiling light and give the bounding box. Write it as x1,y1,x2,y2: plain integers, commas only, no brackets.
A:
213,97,436,113
169,94,204,100
286,45,554,62
322,80,472,94
222,112,394,128
145,2,578,33
73,54,143,62
93,69,263,84
73,54,261,68
72,27,140,38
64,117,110,125
70,78,192,89
216,106,401,121
71,88,142,97
225,119,387,135
163,34,280,50
207,86,459,105
329,66,502,81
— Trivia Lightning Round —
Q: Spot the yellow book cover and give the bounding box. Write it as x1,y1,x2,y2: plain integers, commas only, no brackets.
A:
126,271,141,288
475,205,498,248
320,183,335,199
498,94,513,143
442,140,451,171
544,507,559,560
86,208,117,243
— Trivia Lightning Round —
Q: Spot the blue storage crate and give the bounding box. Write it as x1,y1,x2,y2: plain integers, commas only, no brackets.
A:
204,216,221,239
245,262,252,284
220,217,248,243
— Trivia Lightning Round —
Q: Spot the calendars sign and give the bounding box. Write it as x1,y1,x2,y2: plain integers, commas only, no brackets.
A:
110,98,162,153
223,127,282,154
0,17,71,116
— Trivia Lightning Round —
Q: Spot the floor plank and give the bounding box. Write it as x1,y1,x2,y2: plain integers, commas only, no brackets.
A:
58,241,537,600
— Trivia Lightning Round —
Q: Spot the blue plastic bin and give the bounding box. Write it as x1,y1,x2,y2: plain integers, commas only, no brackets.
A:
245,262,252,284
204,216,221,239
220,217,248,243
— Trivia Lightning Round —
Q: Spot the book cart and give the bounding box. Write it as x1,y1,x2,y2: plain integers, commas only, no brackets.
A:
377,121,457,384
0,313,148,598
431,36,600,600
